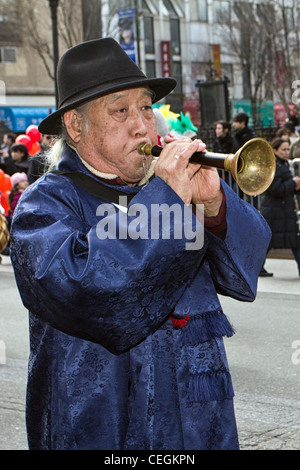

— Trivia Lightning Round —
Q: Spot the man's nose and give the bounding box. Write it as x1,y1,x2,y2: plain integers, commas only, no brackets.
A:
130,109,147,135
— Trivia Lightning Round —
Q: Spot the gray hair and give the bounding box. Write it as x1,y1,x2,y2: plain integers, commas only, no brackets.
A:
45,100,92,170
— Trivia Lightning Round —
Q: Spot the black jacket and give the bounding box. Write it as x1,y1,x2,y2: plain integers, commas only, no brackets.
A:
213,134,235,154
260,157,300,249
0,156,29,175
27,150,50,184
233,127,256,149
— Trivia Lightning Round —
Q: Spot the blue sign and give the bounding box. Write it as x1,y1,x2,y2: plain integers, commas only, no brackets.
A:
118,8,137,63
0,106,55,132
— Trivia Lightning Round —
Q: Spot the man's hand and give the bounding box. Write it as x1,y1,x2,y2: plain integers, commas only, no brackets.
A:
154,138,222,216
191,165,222,216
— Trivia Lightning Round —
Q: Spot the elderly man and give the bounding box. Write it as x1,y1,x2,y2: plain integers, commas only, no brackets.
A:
10,38,271,450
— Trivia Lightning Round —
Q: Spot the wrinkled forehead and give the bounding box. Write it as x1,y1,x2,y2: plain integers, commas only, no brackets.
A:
96,87,154,106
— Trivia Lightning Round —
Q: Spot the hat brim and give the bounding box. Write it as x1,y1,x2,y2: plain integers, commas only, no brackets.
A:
39,77,176,135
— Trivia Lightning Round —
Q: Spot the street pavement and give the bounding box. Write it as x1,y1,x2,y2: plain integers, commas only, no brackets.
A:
0,253,299,451
222,257,300,450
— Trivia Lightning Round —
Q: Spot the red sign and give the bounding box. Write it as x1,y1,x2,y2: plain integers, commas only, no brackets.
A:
161,41,171,78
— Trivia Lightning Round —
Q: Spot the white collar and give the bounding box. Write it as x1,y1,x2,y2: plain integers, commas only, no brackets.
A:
69,143,156,186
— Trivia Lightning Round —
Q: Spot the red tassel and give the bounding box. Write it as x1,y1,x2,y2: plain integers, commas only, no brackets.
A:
171,315,190,329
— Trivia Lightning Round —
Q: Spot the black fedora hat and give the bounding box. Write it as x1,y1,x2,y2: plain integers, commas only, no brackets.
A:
39,37,177,135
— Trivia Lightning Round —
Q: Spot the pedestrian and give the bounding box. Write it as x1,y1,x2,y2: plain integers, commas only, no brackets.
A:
232,112,256,149
27,134,56,184
0,202,9,263
260,138,300,277
0,132,16,160
0,143,29,176
283,120,299,145
8,172,29,220
213,120,236,154
275,127,291,142
10,37,271,450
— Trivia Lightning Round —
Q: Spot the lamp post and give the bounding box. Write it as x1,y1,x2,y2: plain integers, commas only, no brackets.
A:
134,0,140,67
48,0,59,109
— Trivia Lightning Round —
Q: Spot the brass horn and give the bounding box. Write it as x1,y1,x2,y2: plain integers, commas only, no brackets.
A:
137,137,276,196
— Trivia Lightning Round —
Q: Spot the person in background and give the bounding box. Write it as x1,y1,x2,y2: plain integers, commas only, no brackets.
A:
232,112,256,149
27,134,56,184
213,120,236,154
0,200,10,263
0,132,16,160
3,172,28,256
260,138,300,277
8,172,29,220
0,143,29,176
275,127,291,142
289,136,300,161
10,37,271,451
283,120,299,145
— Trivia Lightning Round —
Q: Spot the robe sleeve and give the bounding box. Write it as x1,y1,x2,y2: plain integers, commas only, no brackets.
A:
10,175,207,354
205,180,271,300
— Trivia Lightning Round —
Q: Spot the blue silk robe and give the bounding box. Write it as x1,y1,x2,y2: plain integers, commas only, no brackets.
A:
10,144,271,450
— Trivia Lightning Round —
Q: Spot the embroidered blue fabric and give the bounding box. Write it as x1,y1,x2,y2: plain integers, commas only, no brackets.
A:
10,144,271,450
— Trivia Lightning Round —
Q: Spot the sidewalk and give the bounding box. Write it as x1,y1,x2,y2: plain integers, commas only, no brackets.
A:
0,254,12,270
258,257,299,297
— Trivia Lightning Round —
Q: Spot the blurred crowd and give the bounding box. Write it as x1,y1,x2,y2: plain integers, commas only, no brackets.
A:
0,126,56,262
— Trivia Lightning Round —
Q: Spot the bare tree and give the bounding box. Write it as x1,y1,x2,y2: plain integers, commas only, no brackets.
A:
221,1,275,124
269,0,300,117
15,0,129,82
18,0,103,81
222,0,300,121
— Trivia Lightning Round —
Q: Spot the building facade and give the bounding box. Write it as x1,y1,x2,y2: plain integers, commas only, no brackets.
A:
0,0,299,132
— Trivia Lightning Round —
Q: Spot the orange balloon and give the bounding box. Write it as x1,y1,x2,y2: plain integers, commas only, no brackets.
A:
0,190,10,216
29,141,41,156
3,174,12,192
0,169,4,191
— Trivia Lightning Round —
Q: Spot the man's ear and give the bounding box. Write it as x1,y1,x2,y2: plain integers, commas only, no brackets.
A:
63,110,83,143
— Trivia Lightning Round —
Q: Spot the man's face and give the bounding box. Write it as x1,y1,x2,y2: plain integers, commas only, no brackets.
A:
232,120,245,131
76,87,158,183
42,134,56,148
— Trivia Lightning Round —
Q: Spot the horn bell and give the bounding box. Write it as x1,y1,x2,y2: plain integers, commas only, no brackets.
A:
224,138,276,196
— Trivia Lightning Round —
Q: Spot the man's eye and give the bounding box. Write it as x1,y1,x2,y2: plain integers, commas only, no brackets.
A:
142,105,153,113
112,108,126,115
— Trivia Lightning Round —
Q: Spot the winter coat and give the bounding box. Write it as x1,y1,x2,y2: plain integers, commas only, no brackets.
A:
213,134,235,154
260,156,300,249
10,144,271,450
233,127,256,149
0,156,29,176
28,147,50,184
